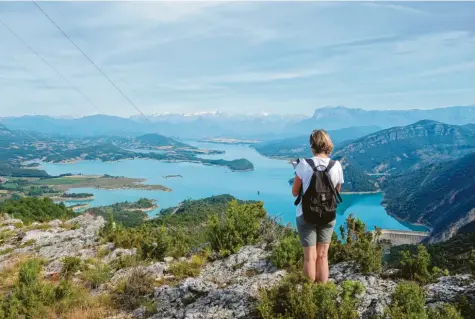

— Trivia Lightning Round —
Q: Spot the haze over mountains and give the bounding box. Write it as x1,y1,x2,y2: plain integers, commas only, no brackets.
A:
1,105,474,140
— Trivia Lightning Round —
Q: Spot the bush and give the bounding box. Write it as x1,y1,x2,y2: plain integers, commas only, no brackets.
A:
427,304,463,319
386,281,464,319
0,259,88,318
329,215,383,274
112,268,156,311
61,256,83,279
386,281,427,319
110,254,140,270
101,221,170,261
206,200,267,257
257,273,364,319
397,245,435,283
168,254,207,281
81,262,112,289
456,295,475,319
269,230,303,270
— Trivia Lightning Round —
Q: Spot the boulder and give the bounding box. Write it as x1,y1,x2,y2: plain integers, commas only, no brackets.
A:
151,245,285,319
103,248,137,263
425,274,475,304
48,219,63,227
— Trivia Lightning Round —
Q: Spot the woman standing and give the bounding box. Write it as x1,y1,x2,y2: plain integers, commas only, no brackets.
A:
292,130,344,283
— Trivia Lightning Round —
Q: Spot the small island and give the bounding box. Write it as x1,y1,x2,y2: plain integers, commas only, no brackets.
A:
113,198,158,212
53,192,95,202
163,174,183,179
200,138,260,145
70,203,91,212
34,175,172,192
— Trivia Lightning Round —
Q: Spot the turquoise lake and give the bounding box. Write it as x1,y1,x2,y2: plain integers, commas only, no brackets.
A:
40,141,427,232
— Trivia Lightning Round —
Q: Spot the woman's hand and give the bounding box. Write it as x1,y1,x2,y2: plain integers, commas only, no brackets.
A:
292,175,302,197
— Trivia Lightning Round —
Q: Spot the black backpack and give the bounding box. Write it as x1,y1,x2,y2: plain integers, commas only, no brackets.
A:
294,158,343,225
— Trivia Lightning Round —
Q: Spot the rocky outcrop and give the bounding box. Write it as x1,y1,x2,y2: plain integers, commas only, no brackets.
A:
150,245,286,319
330,263,397,318
1,214,473,319
0,213,105,272
426,274,475,304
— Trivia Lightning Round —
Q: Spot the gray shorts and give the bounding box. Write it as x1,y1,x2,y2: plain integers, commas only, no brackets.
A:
296,214,336,246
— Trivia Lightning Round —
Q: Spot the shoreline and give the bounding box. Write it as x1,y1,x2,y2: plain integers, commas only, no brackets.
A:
340,190,382,195
124,205,159,212
51,196,95,202
380,192,432,231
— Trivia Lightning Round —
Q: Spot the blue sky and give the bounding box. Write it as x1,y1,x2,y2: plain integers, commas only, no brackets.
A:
0,1,474,117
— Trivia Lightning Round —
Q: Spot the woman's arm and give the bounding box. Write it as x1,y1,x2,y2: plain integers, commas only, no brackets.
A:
292,176,302,197
336,183,341,192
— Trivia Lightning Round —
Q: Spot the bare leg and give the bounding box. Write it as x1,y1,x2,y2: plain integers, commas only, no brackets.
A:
303,245,317,282
315,243,330,283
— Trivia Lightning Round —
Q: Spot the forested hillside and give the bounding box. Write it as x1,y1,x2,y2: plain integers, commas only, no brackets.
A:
333,120,475,174
382,153,475,242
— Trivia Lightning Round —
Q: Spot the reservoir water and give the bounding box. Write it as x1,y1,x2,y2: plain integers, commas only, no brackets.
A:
40,141,427,232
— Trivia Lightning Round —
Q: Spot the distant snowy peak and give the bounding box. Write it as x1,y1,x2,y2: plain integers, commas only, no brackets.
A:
131,111,306,122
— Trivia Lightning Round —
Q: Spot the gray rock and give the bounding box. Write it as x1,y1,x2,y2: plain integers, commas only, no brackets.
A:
48,219,63,227
132,306,147,318
330,262,396,318
151,245,285,319
27,214,104,261
103,248,137,263
163,256,174,263
1,218,23,227
44,259,64,275
109,263,166,288
425,274,475,304
0,225,15,232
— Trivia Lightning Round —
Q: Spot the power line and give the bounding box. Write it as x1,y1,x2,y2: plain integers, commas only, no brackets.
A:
32,1,156,127
0,17,106,116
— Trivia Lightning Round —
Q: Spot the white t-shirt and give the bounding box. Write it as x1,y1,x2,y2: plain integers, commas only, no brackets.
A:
294,156,344,217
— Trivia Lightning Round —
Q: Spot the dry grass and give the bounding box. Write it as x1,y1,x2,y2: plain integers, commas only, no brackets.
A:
0,254,31,294
49,293,118,319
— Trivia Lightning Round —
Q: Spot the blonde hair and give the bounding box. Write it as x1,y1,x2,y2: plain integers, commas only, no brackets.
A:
309,129,334,155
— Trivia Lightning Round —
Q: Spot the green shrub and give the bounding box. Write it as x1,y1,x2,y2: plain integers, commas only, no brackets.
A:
269,230,303,270
110,254,140,270
427,304,463,319
456,295,475,319
168,255,207,281
398,245,433,283
112,268,156,311
386,281,427,319
0,258,87,318
81,262,112,289
329,215,383,274
206,200,267,257
101,221,170,261
257,273,364,319
61,256,83,279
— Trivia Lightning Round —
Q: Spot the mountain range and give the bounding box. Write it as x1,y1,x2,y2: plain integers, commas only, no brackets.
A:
333,120,475,174
1,105,474,139
254,126,382,158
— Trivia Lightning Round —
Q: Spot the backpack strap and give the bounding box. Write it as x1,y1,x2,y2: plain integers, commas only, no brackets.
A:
323,160,343,204
293,158,314,206
304,158,316,171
